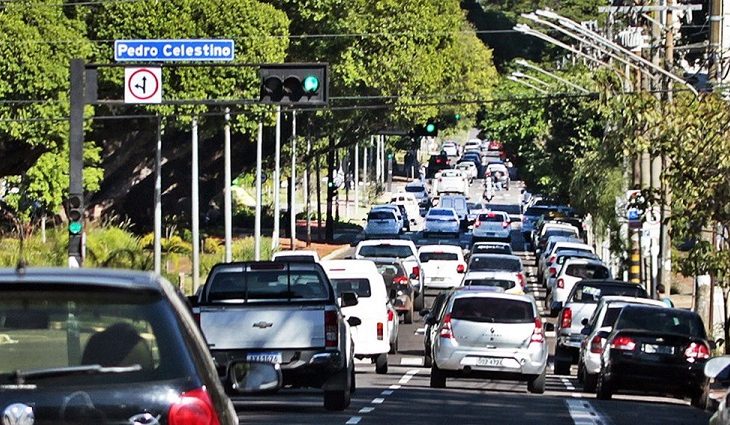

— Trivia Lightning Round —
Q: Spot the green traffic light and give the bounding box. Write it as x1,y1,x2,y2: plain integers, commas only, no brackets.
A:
303,75,320,93
69,221,82,235
426,123,436,134
454,113,461,120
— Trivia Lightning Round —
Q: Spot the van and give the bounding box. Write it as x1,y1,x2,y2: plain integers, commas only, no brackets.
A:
438,195,468,226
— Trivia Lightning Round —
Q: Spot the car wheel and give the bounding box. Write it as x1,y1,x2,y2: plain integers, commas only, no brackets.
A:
527,368,546,394
414,292,425,311
583,369,598,393
324,387,351,411
375,353,388,375
430,365,446,388
404,303,414,324
596,374,613,400
424,351,433,368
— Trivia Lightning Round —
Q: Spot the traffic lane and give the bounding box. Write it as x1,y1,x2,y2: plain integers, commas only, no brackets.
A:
594,397,710,425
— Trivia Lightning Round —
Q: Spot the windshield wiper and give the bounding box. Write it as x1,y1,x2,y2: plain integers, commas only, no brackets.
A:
10,364,141,384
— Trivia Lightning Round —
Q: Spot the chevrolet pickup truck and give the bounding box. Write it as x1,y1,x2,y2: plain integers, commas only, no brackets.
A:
192,261,359,410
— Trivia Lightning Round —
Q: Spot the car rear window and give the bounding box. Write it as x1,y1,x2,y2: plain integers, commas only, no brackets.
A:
478,213,506,222
463,279,515,290
375,263,407,283
429,209,454,217
330,278,371,298
420,252,459,262
405,186,424,193
451,297,533,323
524,207,551,217
273,255,316,263
565,264,610,279
543,230,578,240
207,270,330,302
601,306,623,327
368,211,394,220
472,245,511,255
358,245,414,259
0,287,195,385
615,307,706,338
469,256,521,272
569,284,647,303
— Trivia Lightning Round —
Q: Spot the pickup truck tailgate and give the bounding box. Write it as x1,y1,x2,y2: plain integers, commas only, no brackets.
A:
200,304,326,350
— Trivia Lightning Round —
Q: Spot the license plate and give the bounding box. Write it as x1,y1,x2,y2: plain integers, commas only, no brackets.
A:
246,352,282,364
642,344,674,355
430,277,445,282
476,357,502,367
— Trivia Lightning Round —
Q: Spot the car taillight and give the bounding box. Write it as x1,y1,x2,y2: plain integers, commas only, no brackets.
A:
474,220,481,228
590,335,604,354
411,266,420,279
530,317,544,344
387,310,394,322
548,267,557,277
168,387,220,425
557,278,565,288
325,310,338,348
377,322,384,340
502,221,510,229
393,275,409,285
685,342,710,362
610,335,636,351
517,272,526,289
548,255,556,264
560,308,572,329
439,313,454,339
457,264,465,273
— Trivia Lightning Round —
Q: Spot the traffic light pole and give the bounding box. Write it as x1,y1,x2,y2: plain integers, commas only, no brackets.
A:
68,59,85,268
255,121,263,260
326,136,335,242
290,110,297,250
272,105,282,251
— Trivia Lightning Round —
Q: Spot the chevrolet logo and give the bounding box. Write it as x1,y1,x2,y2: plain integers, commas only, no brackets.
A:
253,321,273,329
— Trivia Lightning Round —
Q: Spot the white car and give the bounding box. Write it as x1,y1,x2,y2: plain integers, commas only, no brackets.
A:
272,249,320,263
418,244,467,290
466,253,526,290
322,259,395,374
464,139,482,153
538,239,594,283
434,169,469,196
371,204,405,231
404,181,430,208
472,211,512,242
546,258,611,315
466,201,489,224
423,208,460,237
455,161,477,183
363,209,401,236
390,192,422,229
441,142,459,157
462,271,524,294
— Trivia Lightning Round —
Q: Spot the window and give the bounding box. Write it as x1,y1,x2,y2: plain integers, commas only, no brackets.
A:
463,279,515,290
330,278,371,298
358,245,414,259
469,256,521,272
565,264,610,280
368,211,395,220
451,298,533,323
616,307,706,338
429,209,455,217
570,284,647,304
207,270,329,301
405,186,424,193
478,213,507,222
601,307,623,327
420,252,458,262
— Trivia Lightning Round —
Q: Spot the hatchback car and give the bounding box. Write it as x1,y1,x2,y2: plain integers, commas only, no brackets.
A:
456,161,477,183
405,180,430,208
471,241,513,256
372,258,416,324
547,258,611,315
364,209,401,236
424,208,460,238
0,267,238,425
418,244,467,290
429,289,549,393
472,211,511,243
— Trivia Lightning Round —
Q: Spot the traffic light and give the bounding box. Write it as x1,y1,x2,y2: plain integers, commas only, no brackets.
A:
67,194,83,235
410,119,439,138
327,181,338,198
259,63,329,105
454,113,461,121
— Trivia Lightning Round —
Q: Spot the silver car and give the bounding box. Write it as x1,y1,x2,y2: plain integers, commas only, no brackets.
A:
364,209,401,235
472,211,511,242
429,289,550,393
424,208,460,237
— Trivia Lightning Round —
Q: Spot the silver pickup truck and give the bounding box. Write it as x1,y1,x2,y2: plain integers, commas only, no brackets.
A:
192,261,359,410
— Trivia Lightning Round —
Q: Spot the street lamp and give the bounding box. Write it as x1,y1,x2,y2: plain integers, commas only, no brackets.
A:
515,59,590,93
511,71,551,87
507,75,548,94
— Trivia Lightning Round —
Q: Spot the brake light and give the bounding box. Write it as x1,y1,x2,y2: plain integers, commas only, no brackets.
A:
685,342,710,362
325,310,338,348
377,322,384,340
388,310,395,322
411,266,420,279
557,278,565,288
610,335,636,351
457,264,465,273
168,387,220,425
548,267,557,277
393,275,409,285
560,308,572,329
439,313,454,339
517,272,526,289
488,212,495,218
590,335,604,354
502,221,510,229
530,317,544,344
474,220,481,228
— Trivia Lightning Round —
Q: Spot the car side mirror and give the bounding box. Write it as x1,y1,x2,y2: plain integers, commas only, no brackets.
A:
544,323,555,333
581,318,589,327
340,291,359,308
347,316,362,327
229,361,282,394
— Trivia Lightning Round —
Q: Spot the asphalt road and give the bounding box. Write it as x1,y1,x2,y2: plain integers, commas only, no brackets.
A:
236,180,711,425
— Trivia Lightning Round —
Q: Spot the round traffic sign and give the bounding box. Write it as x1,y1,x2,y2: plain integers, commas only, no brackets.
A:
127,68,160,101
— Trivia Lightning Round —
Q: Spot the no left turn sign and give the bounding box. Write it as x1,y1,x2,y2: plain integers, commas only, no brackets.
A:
124,67,162,104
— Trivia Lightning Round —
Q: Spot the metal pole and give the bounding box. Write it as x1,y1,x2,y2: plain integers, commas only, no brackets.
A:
363,141,368,193
290,110,297,250
375,135,381,183
224,108,232,262
305,132,311,247
272,105,281,250
68,58,85,268
255,121,263,261
354,141,359,216
710,0,723,84
191,118,200,293
154,115,162,274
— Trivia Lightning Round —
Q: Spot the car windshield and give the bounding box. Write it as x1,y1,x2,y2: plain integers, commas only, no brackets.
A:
488,204,521,215
207,269,330,301
564,264,610,280
524,207,552,217
451,297,533,323
368,211,394,220
0,287,194,385
420,252,459,262
463,279,515,290
615,307,706,338
469,256,521,272
330,278,371,298
358,245,414,259
570,284,647,303
375,263,407,283
405,186,424,193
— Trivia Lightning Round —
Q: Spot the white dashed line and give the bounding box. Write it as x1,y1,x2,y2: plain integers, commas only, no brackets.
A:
358,407,374,414
345,417,362,425
371,398,385,404
347,369,419,424
389,384,401,390
565,399,608,425
381,390,394,396
560,376,583,398
400,357,424,366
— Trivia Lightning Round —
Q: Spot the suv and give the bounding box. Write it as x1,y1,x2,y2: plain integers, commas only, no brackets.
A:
552,280,648,376
438,195,469,227
426,154,450,179
0,268,238,424
547,258,611,315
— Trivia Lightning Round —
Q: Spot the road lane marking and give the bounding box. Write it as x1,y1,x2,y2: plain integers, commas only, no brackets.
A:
358,407,374,414
389,384,401,390
398,369,419,384
371,398,385,404
560,376,583,399
345,417,362,425
400,357,424,366
381,390,394,396
565,399,608,425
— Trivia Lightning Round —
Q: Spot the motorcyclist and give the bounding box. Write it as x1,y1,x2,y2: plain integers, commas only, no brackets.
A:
483,173,495,201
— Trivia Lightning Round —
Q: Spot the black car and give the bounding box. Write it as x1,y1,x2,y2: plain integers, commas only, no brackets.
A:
426,154,450,178
419,290,452,367
372,258,415,323
0,267,238,424
597,305,711,407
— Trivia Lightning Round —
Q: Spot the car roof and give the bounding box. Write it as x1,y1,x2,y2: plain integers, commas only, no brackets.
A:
0,267,163,292
470,253,521,261
427,207,456,214
321,259,379,274
405,180,425,187
464,271,515,278
600,296,665,308
473,241,511,248
561,258,605,265
356,239,416,247
451,288,531,302
576,279,637,287
274,249,319,258
418,244,463,254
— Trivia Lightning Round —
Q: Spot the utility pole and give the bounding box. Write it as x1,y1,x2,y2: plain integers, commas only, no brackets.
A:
290,110,297,250
154,115,163,273
272,105,282,250
354,141,359,216
223,108,232,263
710,0,723,85
191,118,200,293
254,121,263,261
326,137,335,242
305,129,311,247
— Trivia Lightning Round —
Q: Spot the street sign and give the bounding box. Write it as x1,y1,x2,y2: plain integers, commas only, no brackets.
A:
114,39,235,62
125,67,162,104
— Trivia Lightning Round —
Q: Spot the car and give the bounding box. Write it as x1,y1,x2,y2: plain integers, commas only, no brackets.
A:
705,356,730,418
577,296,666,391
456,161,477,183
462,271,523,294
418,244,467,290
466,200,489,224
322,260,394,374
0,267,239,424
272,249,321,263
363,208,401,236
547,258,611,315
420,290,453,368
466,253,526,290
538,239,593,284
438,195,469,226
441,141,459,157
485,163,510,190
371,258,416,324
472,211,512,243
404,180,431,209
542,249,599,289
534,223,580,255
426,154,450,178
354,239,425,310
521,206,557,248
596,305,711,406
390,192,421,229
464,139,482,153
424,208,460,238
471,241,513,256
428,288,550,393
552,279,648,376
435,169,469,196
372,204,409,231
459,153,485,178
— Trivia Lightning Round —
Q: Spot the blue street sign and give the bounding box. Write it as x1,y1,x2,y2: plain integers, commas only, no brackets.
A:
627,208,641,221
114,39,235,62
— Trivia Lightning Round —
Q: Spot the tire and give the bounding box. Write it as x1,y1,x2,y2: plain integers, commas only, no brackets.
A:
324,388,351,411
582,368,598,393
375,353,388,375
404,302,414,324
424,352,433,368
414,291,424,311
430,365,446,388
596,374,613,400
527,369,546,394
691,386,708,409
